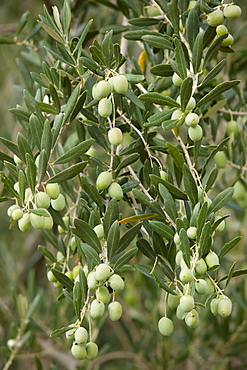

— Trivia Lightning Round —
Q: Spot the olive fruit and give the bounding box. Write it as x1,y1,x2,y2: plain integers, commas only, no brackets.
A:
30,213,45,229
188,125,203,141
65,270,73,280
214,151,227,168
233,180,245,200
108,274,125,291
172,73,183,86
195,258,207,275
158,317,174,336
65,325,76,340
185,113,200,127
205,277,215,295
146,5,161,17
13,182,20,193
35,192,51,209
210,297,220,315
207,9,224,27
215,216,226,232
223,5,242,20
74,327,88,344
195,279,208,295
46,183,60,200
86,342,98,360
87,271,99,290
226,120,238,137
179,267,194,284
71,343,87,360
96,286,111,304
217,296,232,317
176,304,185,320
18,213,31,232
11,208,23,221
167,293,180,309
95,263,111,282
174,233,181,246
90,299,105,319
98,98,112,117
216,24,228,35
110,75,128,94
185,309,199,328
94,80,111,100
93,224,105,240
108,182,123,200
180,295,195,312
205,251,219,268
108,301,123,321
7,204,21,218
186,97,196,111
51,193,66,211
187,226,197,239
160,170,168,181
175,250,183,266
221,34,234,47
108,127,123,146
171,109,184,127
47,270,57,282
43,214,54,230
24,188,32,203
96,171,112,190
14,154,24,165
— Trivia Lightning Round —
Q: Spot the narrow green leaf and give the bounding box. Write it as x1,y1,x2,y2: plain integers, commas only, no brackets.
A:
166,142,185,169
135,264,154,278
117,223,142,253
79,243,101,266
187,8,199,50
144,109,175,127
124,89,145,110
73,281,82,319
29,114,43,150
47,162,87,183
90,44,106,65
129,18,159,26
167,0,179,35
139,92,179,107
0,173,19,198
37,101,58,114
51,113,64,146
0,36,16,44
136,238,155,260
150,64,174,77
23,89,43,123
49,84,61,113
124,29,159,41
142,35,173,50
54,138,95,164
196,202,208,241
73,219,101,253
18,170,26,204
149,221,175,240
219,236,242,258
208,187,234,215
40,229,58,248
38,245,57,262
74,19,93,54
180,77,193,112
25,153,36,193
200,59,226,87
17,132,33,163
80,175,104,209
107,220,120,261
37,149,48,184
192,31,204,73
50,327,70,338
158,255,175,281
113,247,138,271
26,293,42,319
30,208,50,217
115,153,139,172
44,46,74,66
224,262,236,289
182,164,198,207
152,272,176,294
201,137,230,176
174,38,187,80
119,213,156,224
41,119,52,156
103,198,119,237
149,175,187,200
158,184,178,222
203,34,228,68
179,228,191,268
63,84,81,123
51,268,74,291
197,80,240,107
62,0,71,34
198,221,212,258
37,21,64,43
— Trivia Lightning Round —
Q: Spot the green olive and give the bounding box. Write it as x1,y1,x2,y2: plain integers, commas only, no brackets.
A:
35,192,51,209
185,113,200,127
205,251,219,269
98,98,112,117
74,327,88,344
110,75,128,94
71,343,87,360
51,193,66,211
108,274,125,291
188,125,203,141
108,182,123,200
108,301,123,321
95,263,111,282
223,5,242,20
90,299,105,319
86,342,98,360
214,151,227,168
158,317,174,336
207,9,224,27
180,295,195,312
195,279,208,295
108,127,123,146
96,171,113,190
46,183,60,200
185,309,199,328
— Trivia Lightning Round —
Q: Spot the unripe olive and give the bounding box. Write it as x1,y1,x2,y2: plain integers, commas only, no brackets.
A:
195,258,207,275
216,24,228,36
214,151,227,168
86,146,97,157
185,309,199,328
233,180,246,200
98,98,112,117
93,224,105,240
65,270,73,280
71,343,87,360
217,296,232,317
96,286,111,304
18,213,31,232
86,342,98,360
108,127,123,146
160,170,168,181
215,216,226,232
14,154,24,165
210,297,220,315
94,80,111,100
146,5,161,17
186,97,196,111
74,327,88,344
174,233,181,245
51,193,66,211
207,9,224,27
90,299,105,319
223,5,242,20
175,250,183,266
180,295,195,312
11,208,23,221
13,182,20,193
205,251,219,268
167,293,180,309
172,73,183,86
158,317,174,336
205,277,215,295
108,274,125,291
24,188,32,203
188,125,203,141
188,1,196,10
87,271,99,290
47,270,57,282
221,34,234,47
187,226,197,239
171,108,184,127
96,171,112,190
43,214,54,230
35,192,51,209
108,182,123,200
65,325,76,340
7,204,21,217
111,75,128,94
46,183,60,200
185,113,200,127
226,120,238,137
108,301,122,321
70,236,77,253
57,251,65,262
95,263,111,282
30,213,45,229
72,265,80,279
195,279,208,295
180,267,194,283
176,304,185,320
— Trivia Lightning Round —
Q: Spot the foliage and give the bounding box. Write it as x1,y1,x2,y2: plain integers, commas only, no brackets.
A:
0,0,247,369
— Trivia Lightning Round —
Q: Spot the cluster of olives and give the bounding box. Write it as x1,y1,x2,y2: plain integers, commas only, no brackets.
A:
92,74,128,118
158,223,232,336
207,4,242,48
66,326,98,360
170,94,203,141
96,170,123,200
7,183,65,232
87,263,124,322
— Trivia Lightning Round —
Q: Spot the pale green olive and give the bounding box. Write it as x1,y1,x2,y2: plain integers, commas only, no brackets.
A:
71,343,87,360
74,327,88,344
158,317,174,336
95,264,111,282
108,274,125,291
180,295,195,312
108,301,122,321
90,299,105,319
46,183,60,200
86,342,99,360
